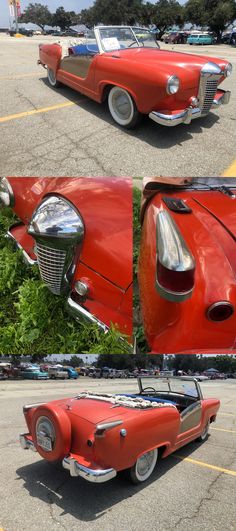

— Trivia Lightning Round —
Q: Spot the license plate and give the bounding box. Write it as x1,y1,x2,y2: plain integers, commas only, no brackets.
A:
37,435,52,451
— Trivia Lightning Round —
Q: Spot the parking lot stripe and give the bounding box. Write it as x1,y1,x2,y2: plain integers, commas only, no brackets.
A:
173,455,236,476
0,72,39,80
223,159,236,177
0,102,75,123
211,427,236,434
218,412,235,417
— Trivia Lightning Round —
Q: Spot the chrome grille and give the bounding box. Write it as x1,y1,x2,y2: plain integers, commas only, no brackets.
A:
35,243,67,295
201,79,218,114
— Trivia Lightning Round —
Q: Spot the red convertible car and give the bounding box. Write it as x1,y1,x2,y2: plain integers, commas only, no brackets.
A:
20,376,219,484
138,177,236,354
38,26,232,129
0,177,132,339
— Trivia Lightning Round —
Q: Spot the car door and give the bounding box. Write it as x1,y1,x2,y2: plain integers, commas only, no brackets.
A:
172,379,204,447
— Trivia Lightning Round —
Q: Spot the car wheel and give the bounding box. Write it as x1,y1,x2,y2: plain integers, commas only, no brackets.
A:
128,448,158,484
47,68,60,88
197,420,210,442
108,86,141,129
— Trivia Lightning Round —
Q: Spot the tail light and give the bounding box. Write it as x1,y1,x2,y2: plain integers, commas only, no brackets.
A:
156,210,195,302
207,302,234,322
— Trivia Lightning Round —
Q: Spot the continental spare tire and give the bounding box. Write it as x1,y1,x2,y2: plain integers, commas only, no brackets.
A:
31,404,71,462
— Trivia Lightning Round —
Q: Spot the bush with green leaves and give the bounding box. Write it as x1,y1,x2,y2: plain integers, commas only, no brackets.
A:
0,207,131,355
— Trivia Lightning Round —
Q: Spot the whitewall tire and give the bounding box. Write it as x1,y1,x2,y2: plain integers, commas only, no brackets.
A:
108,86,141,128
128,448,158,484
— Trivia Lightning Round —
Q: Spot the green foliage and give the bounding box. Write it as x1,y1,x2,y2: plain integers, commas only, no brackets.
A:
152,0,185,37
0,208,131,356
185,0,236,36
51,7,76,31
133,186,141,275
20,3,52,29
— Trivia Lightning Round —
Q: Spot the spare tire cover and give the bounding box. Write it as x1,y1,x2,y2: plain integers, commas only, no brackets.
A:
31,404,71,462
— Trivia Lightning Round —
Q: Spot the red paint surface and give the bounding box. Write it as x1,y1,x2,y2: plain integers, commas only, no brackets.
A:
139,187,236,354
39,44,229,114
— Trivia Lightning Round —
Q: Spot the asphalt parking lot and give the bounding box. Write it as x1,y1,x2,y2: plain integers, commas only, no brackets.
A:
0,34,235,178
0,378,235,531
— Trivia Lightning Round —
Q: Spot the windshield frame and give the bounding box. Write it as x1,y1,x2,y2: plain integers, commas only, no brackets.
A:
137,376,202,400
94,25,158,53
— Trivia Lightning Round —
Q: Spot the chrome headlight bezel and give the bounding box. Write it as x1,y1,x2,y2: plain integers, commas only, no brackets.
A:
28,195,85,248
0,177,15,207
166,75,180,95
225,63,232,77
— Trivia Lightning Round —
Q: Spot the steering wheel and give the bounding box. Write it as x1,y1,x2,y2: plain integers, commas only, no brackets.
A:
128,41,138,47
142,387,156,393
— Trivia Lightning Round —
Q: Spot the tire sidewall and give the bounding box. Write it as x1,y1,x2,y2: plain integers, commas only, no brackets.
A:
47,68,58,87
108,86,139,128
130,448,158,484
31,404,71,462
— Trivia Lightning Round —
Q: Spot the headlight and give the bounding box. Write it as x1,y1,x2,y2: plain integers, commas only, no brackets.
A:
166,75,180,95
0,177,15,207
28,195,84,247
28,195,84,295
225,63,232,77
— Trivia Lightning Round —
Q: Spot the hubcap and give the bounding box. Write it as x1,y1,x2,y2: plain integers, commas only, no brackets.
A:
136,450,156,478
112,92,132,120
36,416,55,451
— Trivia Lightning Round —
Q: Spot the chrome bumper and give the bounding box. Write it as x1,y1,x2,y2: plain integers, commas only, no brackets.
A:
62,456,117,483
66,294,109,332
6,228,37,266
20,433,37,451
149,90,231,127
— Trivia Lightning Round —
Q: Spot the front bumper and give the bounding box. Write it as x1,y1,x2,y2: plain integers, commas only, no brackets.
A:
62,456,117,483
149,89,231,127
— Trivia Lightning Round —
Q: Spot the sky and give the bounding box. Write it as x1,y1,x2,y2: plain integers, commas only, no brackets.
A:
0,0,186,28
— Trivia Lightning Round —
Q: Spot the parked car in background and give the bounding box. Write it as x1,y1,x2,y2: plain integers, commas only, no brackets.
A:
37,25,232,129
0,371,7,380
187,33,216,45
1,177,132,341
20,376,220,484
48,366,68,379
20,366,49,380
139,177,236,355
65,367,78,379
164,32,188,44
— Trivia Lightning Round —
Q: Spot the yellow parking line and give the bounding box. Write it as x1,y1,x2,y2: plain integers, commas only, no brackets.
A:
0,101,75,123
211,427,236,434
173,454,236,476
0,72,39,80
218,412,235,417
223,159,236,177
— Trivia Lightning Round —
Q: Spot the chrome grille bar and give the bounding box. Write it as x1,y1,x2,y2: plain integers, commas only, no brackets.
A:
35,243,67,295
202,79,219,114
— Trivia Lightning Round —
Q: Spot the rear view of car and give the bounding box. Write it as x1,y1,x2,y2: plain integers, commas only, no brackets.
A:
48,367,69,379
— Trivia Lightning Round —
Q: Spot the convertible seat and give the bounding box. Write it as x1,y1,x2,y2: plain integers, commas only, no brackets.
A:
70,44,99,55
119,394,176,405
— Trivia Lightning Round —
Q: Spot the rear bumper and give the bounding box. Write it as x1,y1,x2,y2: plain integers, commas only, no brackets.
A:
149,90,231,127
20,433,37,451
62,456,117,483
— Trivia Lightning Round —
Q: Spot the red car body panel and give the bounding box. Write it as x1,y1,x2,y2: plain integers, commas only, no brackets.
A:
6,177,132,336
21,388,220,475
139,184,236,354
39,44,229,115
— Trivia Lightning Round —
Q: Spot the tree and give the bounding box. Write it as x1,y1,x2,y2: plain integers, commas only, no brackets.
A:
52,7,76,31
152,0,185,38
79,0,143,27
20,3,52,30
68,355,84,367
185,0,236,38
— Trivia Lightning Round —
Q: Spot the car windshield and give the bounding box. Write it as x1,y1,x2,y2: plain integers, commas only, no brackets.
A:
139,377,199,398
97,26,159,52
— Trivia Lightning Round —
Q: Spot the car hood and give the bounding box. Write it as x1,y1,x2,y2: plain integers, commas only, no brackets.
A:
110,48,228,84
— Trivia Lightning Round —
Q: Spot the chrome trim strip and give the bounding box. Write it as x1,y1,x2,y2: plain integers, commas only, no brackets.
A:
62,456,117,482
66,294,109,332
6,229,37,266
23,402,46,412
156,278,194,302
19,434,37,451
